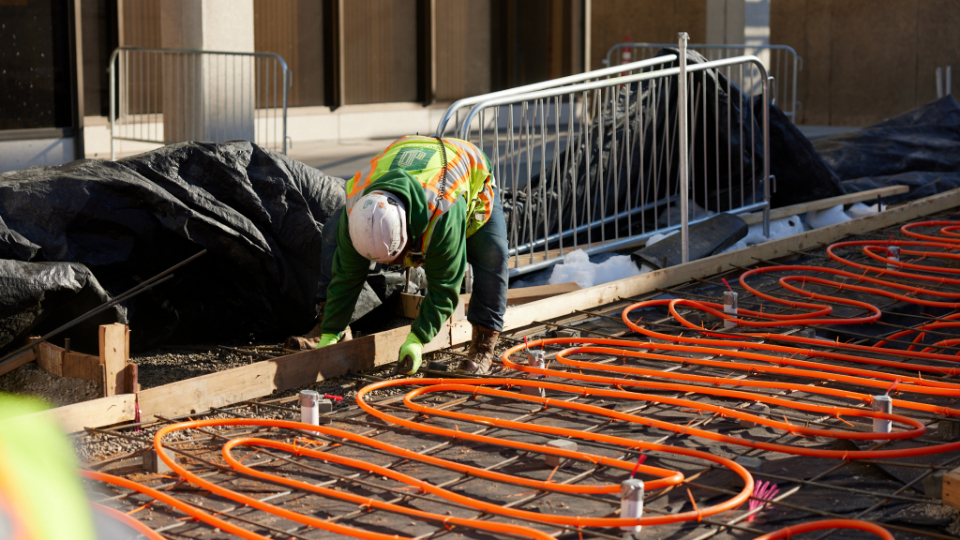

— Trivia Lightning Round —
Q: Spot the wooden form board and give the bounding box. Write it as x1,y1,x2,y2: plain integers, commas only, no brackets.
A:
99,323,131,397
397,282,581,319
945,465,960,510
53,188,960,429
17,394,136,435
31,324,135,398
137,328,409,421
398,293,466,322
35,343,101,383
0,349,35,379
504,282,581,305
740,185,910,226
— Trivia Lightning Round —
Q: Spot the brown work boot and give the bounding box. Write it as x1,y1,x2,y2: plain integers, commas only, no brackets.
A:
284,323,352,351
455,325,502,375
284,303,352,351
284,318,324,351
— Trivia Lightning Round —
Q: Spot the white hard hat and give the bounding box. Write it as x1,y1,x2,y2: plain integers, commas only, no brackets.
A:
348,190,408,263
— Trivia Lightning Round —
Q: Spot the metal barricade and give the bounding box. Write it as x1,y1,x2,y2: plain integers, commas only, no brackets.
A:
605,42,800,123
108,47,289,159
437,55,679,138
456,37,770,277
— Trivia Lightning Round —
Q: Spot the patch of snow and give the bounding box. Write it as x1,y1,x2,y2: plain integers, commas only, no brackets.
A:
547,249,650,289
804,205,851,229
845,202,886,219
721,215,805,254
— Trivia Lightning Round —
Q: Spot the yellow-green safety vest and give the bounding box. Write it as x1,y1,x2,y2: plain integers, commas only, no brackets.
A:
344,136,496,260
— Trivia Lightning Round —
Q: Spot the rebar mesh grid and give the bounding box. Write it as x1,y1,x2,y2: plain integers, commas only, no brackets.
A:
80,211,960,540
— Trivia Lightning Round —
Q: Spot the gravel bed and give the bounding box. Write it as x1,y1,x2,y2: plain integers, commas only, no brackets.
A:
131,345,258,389
0,363,101,407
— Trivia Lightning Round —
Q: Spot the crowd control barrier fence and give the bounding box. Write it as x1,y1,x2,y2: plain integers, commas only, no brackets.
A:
605,41,799,123
109,47,289,159
446,34,771,277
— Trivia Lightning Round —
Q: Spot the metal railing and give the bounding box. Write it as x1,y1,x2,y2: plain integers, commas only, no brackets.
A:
605,42,800,123
937,66,953,98
451,34,770,277
108,47,289,159
437,55,679,137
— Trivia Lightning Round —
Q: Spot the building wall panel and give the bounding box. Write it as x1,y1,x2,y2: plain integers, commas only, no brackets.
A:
773,0,960,126
435,0,492,101
342,0,418,104
589,0,706,70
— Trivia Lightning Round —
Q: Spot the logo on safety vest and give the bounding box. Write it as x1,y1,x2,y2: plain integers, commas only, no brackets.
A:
390,147,437,172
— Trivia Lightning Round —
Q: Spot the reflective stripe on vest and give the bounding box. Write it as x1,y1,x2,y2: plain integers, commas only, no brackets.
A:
344,136,496,258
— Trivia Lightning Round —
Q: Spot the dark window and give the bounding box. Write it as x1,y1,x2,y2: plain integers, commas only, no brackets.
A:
81,0,118,117
0,0,73,130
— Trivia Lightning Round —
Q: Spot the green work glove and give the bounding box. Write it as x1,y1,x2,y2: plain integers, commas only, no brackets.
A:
316,333,339,349
398,332,424,375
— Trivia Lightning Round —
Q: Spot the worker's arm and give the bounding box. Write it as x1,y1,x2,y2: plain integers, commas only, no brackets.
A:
410,203,468,344
320,210,371,336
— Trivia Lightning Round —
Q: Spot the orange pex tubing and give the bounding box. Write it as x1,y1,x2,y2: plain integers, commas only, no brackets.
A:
81,222,960,540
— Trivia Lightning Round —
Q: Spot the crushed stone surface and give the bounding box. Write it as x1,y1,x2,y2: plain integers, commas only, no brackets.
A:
131,345,257,389
0,363,100,407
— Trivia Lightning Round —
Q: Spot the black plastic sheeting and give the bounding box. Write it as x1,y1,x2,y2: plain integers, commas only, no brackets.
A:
0,141,345,354
0,260,124,354
755,98,845,207
815,96,960,203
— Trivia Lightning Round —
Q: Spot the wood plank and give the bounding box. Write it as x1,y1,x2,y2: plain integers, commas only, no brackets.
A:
17,394,136,435
99,324,129,397
506,282,581,303
63,351,105,384
0,349,36,378
91,188,960,426
740,185,910,225
398,283,580,319
36,342,64,377
509,239,611,268
124,363,139,394
397,293,467,320
35,341,102,385
945,465,960,510
138,324,434,422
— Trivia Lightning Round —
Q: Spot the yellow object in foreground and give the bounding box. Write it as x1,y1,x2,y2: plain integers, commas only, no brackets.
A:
0,394,96,540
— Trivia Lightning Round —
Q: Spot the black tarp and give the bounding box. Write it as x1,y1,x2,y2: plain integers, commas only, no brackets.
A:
754,97,845,207
0,141,345,353
815,96,960,202
0,260,124,354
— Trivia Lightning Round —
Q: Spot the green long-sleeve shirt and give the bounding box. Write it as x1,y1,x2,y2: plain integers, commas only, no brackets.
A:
321,170,467,344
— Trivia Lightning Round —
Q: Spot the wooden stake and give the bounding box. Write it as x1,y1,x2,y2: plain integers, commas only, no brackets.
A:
99,323,129,397
945,466,960,509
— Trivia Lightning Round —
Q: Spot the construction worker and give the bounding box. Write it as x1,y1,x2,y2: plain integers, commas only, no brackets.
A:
289,135,508,375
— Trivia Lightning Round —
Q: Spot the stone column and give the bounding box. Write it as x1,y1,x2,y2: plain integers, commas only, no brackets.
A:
706,0,746,45
160,0,255,145
744,0,770,68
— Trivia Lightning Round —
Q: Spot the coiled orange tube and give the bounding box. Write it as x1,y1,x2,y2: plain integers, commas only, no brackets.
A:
88,221,960,540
